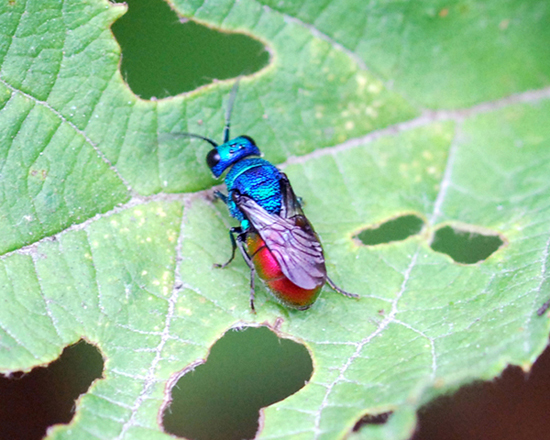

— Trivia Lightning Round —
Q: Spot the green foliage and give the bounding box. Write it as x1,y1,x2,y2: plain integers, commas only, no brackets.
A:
0,0,549,439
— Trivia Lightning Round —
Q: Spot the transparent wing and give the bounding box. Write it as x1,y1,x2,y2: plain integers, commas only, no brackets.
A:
233,188,326,290
278,173,304,219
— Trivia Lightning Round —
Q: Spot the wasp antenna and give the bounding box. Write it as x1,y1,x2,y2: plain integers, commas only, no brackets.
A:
166,132,218,148
223,79,241,143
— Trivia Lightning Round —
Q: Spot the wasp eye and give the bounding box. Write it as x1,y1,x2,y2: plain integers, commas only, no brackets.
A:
241,135,256,145
206,149,221,169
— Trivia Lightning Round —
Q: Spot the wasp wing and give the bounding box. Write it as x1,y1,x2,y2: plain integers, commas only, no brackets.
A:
278,173,305,219
277,174,326,286
233,188,326,290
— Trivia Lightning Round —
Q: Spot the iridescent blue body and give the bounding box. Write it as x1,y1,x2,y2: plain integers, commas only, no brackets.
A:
179,81,358,311
225,158,282,229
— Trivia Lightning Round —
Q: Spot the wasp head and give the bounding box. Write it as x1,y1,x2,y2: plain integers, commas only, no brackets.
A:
207,135,261,177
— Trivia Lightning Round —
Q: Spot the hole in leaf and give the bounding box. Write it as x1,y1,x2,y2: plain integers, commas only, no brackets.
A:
0,340,104,440
111,0,269,99
162,326,313,440
355,215,424,245
413,343,550,440
430,225,504,264
353,411,393,431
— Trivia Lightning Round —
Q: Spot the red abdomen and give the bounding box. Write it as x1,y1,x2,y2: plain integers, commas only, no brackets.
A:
246,232,322,309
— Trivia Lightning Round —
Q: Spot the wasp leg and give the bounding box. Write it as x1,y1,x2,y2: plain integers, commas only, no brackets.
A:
214,228,256,312
214,227,242,268
326,276,359,299
537,298,550,316
214,190,228,204
233,233,257,313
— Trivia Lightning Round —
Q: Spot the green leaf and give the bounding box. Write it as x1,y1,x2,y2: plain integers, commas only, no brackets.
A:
1,0,550,439
258,0,550,108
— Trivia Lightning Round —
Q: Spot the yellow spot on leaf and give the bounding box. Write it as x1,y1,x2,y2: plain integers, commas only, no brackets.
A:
366,107,378,118
356,75,367,87
499,19,510,30
368,82,382,94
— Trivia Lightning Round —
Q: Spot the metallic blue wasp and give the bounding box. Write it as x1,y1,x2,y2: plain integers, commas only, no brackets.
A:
179,81,358,311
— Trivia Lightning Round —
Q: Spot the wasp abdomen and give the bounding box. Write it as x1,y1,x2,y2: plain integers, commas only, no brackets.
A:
246,232,322,310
